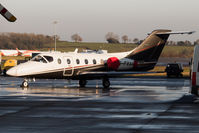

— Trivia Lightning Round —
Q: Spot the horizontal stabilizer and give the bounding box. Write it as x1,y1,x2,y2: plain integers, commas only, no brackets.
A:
156,31,195,35
148,31,195,35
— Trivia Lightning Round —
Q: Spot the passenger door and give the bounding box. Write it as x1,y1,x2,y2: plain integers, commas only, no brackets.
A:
63,56,74,76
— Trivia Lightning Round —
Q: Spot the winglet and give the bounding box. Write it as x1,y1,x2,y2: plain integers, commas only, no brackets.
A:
0,3,17,22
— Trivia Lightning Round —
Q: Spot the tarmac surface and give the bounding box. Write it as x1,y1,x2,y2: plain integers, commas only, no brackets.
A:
0,76,198,133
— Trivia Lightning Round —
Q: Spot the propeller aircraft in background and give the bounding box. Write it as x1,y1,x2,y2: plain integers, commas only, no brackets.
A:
0,48,39,57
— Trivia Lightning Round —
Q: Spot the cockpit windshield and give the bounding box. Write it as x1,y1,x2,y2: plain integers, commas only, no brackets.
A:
44,56,53,62
31,55,47,63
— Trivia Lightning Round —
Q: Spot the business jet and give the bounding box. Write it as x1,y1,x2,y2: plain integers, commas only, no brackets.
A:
7,29,194,88
0,3,16,22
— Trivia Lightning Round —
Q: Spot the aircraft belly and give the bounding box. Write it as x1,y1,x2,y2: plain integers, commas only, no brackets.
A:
132,62,156,71
27,70,65,79
23,64,105,79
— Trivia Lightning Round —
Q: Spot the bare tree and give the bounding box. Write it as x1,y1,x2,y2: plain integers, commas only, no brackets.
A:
177,41,185,46
167,41,176,45
0,32,54,49
194,39,199,45
122,35,128,43
133,38,139,44
71,34,82,42
105,32,120,43
184,40,192,46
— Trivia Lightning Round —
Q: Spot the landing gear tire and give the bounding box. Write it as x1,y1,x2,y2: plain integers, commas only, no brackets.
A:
3,69,7,76
21,81,29,88
79,80,87,87
191,86,198,96
103,78,110,89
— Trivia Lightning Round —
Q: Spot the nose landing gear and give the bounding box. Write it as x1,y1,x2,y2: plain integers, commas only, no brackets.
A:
79,79,87,87
21,79,29,88
21,78,35,88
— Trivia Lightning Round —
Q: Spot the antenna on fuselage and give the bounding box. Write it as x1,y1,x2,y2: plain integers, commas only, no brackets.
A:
53,21,58,51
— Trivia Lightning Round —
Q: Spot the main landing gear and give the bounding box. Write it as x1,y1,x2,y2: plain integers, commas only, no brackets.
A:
102,78,110,88
79,78,110,89
79,79,87,87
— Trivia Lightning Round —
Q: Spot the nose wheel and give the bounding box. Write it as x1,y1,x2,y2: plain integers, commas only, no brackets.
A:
21,79,29,88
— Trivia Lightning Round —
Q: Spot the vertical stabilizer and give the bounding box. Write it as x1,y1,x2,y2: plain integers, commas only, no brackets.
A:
126,29,171,62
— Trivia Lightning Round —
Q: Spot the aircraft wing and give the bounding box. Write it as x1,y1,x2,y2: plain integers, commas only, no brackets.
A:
0,3,17,22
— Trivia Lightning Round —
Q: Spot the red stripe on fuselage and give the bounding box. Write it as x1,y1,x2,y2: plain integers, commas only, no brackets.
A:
26,64,103,76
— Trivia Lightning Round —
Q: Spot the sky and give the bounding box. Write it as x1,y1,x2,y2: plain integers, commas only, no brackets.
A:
1,0,199,42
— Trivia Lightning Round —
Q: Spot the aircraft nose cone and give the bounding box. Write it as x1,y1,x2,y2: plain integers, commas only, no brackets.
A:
6,67,17,76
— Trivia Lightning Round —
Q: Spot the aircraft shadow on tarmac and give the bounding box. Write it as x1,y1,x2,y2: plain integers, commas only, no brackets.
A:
0,76,193,103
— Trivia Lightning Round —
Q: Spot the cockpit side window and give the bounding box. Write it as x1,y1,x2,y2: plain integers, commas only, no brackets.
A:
31,55,47,63
44,56,53,62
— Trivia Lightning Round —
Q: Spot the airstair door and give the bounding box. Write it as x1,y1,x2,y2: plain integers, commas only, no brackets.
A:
63,56,74,76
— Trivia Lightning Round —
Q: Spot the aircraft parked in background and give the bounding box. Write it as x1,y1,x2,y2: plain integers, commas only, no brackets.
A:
0,3,16,22
7,30,194,88
0,48,39,57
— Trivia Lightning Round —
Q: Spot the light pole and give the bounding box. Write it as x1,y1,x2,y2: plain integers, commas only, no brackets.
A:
53,21,58,51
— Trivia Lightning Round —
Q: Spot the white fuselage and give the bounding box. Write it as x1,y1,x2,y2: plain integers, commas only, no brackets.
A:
7,51,136,78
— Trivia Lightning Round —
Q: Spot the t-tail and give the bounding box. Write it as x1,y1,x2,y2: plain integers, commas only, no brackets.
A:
126,29,195,70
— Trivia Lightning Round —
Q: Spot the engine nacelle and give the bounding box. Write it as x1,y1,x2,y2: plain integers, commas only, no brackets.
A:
107,57,120,70
119,58,137,70
106,57,138,70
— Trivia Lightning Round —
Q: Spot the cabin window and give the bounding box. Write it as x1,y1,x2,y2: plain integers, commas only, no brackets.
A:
31,55,47,63
85,59,88,64
44,56,53,62
93,59,97,64
58,58,62,64
67,59,71,64
76,59,80,64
